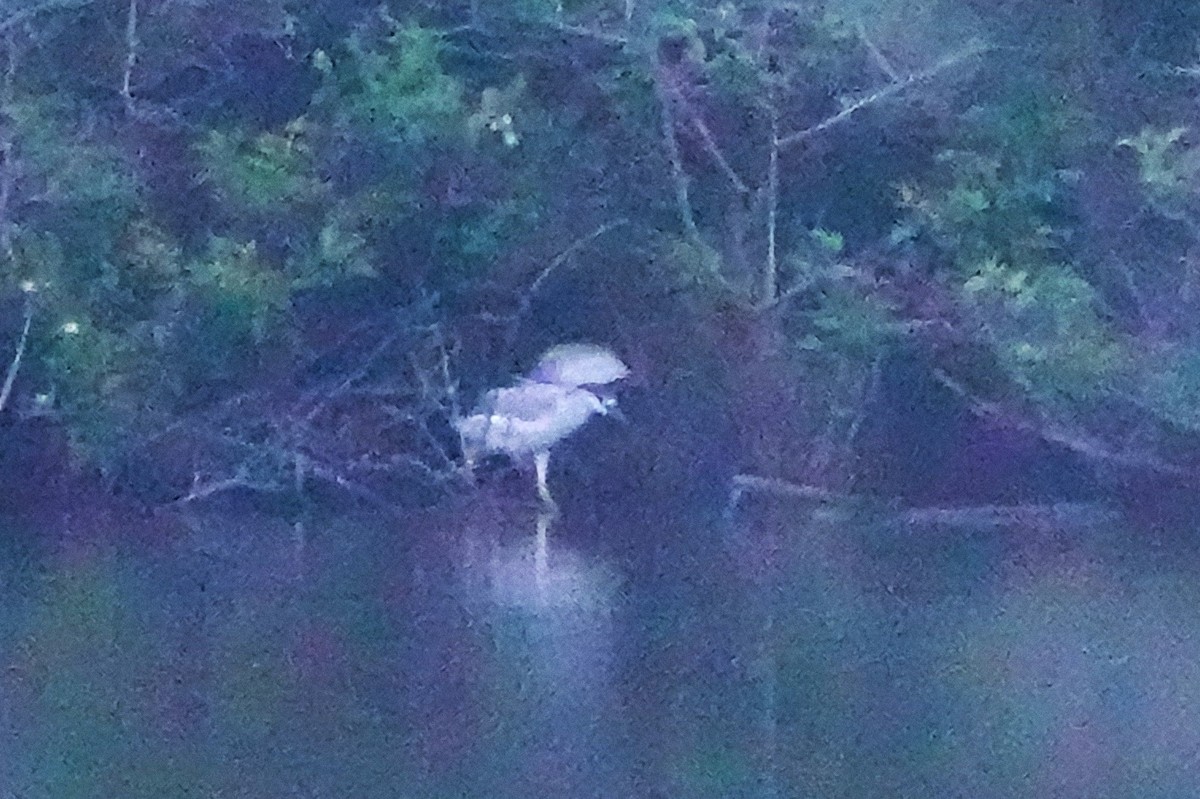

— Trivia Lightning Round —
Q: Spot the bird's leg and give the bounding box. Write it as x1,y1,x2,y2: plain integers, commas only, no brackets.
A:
534,450,556,508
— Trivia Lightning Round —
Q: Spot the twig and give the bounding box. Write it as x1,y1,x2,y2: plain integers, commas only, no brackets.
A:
497,219,630,342
0,293,32,413
857,20,900,82
844,350,883,451
777,42,989,150
654,70,701,242
300,330,402,422
306,462,407,521
672,93,750,194
169,470,287,505
764,95,780,303
120,0,137,115
526,218,628,300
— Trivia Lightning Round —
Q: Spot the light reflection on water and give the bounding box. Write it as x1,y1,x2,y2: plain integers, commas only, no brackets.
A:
3,498,1200,797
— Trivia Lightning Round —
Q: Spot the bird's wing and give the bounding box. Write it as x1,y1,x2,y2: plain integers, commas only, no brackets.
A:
528,344,629,387
478,382,574,422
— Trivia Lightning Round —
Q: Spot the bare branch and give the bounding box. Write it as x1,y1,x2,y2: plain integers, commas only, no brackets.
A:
526,218,629,300
755,275,812,314
932,368,1197,478
778,42,990,150
490,218,631,338
730,473,844,505
0,293,32,413
306,462,407,521
170,470,288,505
857,20,900,82
548,20,628,47
0,31,19,260
675,98,750,194
901,501,1117,531
844,350,883,451
120,0,137,115
654,72,701,242
764,96,780,303
729,472,1117,531
300,330,403,422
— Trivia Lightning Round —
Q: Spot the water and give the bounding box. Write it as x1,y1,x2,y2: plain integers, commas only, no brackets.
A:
2,494,1199,797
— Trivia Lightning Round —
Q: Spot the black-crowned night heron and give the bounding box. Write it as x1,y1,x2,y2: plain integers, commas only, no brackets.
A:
456,344,629,505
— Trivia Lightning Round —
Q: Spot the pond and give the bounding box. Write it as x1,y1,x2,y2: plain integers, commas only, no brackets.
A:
2,490,1199,798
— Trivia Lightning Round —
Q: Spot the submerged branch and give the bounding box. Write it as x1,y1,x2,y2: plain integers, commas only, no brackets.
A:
901,502,1117,531
729,472,1117,530
729,473,845,506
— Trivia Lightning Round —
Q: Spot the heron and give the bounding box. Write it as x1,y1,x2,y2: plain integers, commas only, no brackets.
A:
456,344,629,506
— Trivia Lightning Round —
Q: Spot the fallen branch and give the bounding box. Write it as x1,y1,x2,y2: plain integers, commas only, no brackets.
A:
901,501,1117,530
729,472,1117,530
729,473,846,508
932,369,1197,479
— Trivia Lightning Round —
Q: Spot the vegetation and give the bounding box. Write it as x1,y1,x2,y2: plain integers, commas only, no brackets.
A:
2,0,1199,510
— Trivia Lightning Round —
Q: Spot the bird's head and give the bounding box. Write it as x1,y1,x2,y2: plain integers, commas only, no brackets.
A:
599,394,626,422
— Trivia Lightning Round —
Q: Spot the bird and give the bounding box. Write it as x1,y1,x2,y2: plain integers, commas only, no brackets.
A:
456,344,629,506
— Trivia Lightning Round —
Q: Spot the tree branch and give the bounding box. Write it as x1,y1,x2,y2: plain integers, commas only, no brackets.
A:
0,292,32,413
655,71,701,243
483,219,631,336
857,20,899,82
764,95,780,304
526,218,628,300
120,0,137,115
901,502,1117,531
169,470,288,506
931,368,1197,478
729,472,1116,530
777,42,989,151
674,95,749,194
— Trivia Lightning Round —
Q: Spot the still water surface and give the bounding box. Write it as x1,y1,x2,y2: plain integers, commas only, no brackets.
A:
2,494,1199,797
